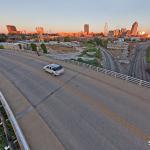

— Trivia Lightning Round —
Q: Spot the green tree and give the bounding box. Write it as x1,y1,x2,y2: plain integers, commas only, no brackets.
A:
77,58,83,62
41,43,47,53
18,44,22,49
147,47,150,63
0,45,4,49
102,39,108,48
94,38,101,46
21,34,26,40
0,34,7,42
30,43,37,51
95,38,108,48
90,59,99,66
64,36,70,42
96,48,101,58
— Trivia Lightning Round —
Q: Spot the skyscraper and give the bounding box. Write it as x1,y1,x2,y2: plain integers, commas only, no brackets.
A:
130,21,138,36
114,29,120,37
104,23,108,36
84,24,89,34
36,27,44,34
6,25,17,34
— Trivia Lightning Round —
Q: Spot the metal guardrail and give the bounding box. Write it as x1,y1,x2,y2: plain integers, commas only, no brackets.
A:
64,59,150,88
0,92,30,150
1,49,150,88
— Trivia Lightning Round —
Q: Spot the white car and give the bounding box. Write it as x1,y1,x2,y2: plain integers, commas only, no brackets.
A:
43,64,64,76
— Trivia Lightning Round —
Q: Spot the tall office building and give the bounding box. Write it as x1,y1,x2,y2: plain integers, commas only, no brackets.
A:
6,25,18,34
114,29,120,37
84,24,89,34
121,28,127,33
104,23,108,36
130,22,138,36
36,27,44,34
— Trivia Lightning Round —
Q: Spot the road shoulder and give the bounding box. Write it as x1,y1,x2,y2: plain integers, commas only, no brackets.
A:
0,73,65,150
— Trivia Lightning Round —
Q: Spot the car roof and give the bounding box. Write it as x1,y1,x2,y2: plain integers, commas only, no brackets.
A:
49,64,61,68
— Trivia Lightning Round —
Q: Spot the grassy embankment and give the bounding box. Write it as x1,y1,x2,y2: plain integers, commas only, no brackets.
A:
77,41,102,67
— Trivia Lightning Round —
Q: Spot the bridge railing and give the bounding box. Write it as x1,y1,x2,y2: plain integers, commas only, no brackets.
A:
64,59,150,88
0,92,30,150
1,49,150,88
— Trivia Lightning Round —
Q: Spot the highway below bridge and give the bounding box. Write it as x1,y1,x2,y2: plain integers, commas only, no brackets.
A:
129,44,150,82
100,46,120,73
0,50,150,150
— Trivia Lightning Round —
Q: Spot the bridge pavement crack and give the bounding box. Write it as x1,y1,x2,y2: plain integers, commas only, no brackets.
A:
35,73,79,107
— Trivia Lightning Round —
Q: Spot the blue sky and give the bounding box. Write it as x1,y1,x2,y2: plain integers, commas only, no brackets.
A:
0,0,150,33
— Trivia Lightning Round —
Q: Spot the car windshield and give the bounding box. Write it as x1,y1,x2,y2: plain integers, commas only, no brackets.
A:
53,65,63,71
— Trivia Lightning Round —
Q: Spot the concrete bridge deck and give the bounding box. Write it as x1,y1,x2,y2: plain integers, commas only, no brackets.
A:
0,50,150,150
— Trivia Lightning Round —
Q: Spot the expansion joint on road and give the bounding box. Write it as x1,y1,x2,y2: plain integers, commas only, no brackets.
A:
35,73,79,107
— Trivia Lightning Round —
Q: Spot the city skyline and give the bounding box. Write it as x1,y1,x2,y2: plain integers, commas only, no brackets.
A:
1,0,150,33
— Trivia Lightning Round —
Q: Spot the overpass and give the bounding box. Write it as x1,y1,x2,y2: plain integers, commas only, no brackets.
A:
0,49,150,150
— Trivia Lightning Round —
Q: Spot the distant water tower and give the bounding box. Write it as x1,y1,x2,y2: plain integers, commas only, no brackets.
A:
104,23,108,36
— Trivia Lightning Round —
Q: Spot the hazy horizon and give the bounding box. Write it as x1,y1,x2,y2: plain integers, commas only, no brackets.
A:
1,0,150,33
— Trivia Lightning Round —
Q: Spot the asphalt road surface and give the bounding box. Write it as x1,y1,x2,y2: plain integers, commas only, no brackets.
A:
129,44,150,82
100,46,120,73
0,50,150,150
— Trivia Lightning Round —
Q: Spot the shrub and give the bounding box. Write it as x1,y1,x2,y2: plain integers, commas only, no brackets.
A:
64,36,71,42
147,47,150,64
89,59,99,66
77,58,83,62
87,48,97,52
96,48,102,59
0,34,7,42
18,44,22,49
0,45,4,49
41,43,47,53
30,43,37,51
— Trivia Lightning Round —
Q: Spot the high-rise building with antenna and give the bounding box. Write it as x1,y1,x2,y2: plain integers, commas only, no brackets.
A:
104,23,108,36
